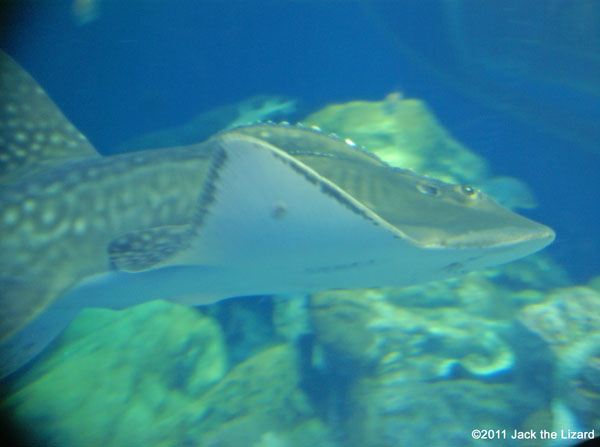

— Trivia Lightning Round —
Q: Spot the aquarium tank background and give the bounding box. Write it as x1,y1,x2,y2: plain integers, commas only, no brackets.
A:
0,1,598,446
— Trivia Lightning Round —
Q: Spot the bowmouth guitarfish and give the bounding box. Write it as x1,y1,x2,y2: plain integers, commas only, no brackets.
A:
0,51,554,378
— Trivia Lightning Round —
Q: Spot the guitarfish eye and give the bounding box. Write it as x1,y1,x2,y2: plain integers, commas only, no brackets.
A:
460,185,479,198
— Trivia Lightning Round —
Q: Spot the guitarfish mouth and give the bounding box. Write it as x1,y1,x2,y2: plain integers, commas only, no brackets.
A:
436,225,556,250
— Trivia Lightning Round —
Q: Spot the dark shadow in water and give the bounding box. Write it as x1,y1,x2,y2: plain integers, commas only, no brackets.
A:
360,0,600,154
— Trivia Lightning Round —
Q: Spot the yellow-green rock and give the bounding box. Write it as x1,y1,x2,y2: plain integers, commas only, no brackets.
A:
518,286,600,347
180,343,322,445
2,300,227,446
310,289,379,365
518,287,600,430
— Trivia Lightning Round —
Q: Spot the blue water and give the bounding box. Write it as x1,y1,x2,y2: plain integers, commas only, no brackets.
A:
1,1,599,446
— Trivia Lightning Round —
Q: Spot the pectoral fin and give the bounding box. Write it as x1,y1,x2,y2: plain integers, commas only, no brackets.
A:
108,224,192,272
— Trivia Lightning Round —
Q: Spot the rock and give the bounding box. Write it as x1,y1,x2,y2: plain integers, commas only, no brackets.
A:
272,294,312,344
208,296,276,365
180,343,320,446
310,290,379,368
2,310,326,447
518,287,600,346
556,335,600,430
310,288,516,381
518,286,600,432
2,300,227,446
253,418,337,447
347,378,526,447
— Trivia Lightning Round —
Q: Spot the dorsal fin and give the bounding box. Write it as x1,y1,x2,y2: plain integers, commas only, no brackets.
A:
0,51,100,184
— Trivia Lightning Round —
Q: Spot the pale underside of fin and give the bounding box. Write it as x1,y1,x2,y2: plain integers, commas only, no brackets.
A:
163,133,535,295
170,134,401,270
